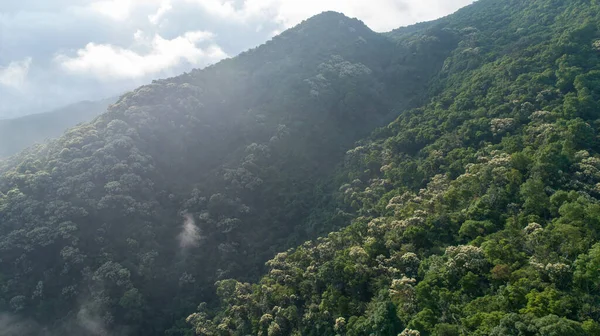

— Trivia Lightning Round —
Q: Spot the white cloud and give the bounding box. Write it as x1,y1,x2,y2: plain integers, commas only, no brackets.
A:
0,57,32,90
90,0,132,20
88,0,476,31
134,29,145,41
56,30,227,80
149,0,173,24
89,0,166,20
183,0,475,31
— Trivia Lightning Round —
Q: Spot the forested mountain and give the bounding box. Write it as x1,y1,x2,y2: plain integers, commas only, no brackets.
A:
2,0,600,335
188,0,600,335
0,98,114,159
0,11,456,336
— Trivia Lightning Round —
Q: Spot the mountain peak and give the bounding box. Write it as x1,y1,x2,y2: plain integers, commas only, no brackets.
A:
289,10,373,36
310,10,353,20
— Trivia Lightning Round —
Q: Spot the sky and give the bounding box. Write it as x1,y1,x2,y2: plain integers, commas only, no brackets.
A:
0,0,476,119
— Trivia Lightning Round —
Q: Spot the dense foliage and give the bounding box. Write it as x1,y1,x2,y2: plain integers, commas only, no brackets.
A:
4,0,600,334
0,12,456,335
187,0,600,335
0,98,113,158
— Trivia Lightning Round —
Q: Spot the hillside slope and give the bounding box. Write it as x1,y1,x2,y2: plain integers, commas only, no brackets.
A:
188,0,600,335
0,98,114,159
0,12,458,335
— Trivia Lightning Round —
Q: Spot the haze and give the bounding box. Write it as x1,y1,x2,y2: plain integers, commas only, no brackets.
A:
0,0,475,119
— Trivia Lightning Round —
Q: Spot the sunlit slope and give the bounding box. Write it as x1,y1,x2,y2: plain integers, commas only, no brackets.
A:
188,0,600,335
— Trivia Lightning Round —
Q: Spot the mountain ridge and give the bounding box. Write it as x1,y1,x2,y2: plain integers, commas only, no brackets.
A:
0,9,453,335
0,98,115,159
188,0,600,335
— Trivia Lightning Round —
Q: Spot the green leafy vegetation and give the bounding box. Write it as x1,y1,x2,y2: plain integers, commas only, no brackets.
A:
0,12,454,335
3,0,600,335
186,0,600,335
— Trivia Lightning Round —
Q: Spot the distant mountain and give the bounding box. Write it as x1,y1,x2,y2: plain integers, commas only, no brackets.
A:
0,98,114,158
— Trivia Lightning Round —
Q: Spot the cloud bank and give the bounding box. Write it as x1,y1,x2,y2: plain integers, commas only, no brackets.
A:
56,30,226,80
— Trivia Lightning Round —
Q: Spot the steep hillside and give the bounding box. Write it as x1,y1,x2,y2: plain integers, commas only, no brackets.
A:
0,98,113,158
188,0,600,335
0,12,458,335
5,0,600,335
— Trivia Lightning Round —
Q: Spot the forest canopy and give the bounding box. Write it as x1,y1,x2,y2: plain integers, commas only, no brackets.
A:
2,0,600,335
